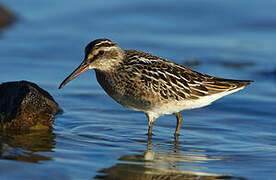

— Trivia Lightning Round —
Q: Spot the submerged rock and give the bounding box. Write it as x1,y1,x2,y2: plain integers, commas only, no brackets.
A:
0,81,59,131
258,68,276,77
0,5,16,29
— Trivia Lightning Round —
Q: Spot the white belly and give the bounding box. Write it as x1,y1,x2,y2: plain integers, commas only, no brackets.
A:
148,87,244,117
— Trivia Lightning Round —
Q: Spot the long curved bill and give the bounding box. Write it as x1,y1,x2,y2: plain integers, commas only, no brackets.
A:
59,61,89,89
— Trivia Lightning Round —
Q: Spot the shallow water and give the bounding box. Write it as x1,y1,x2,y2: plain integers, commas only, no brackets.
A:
0,0,276,179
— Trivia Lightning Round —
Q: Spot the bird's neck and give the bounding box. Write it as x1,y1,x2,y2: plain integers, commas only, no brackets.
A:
95,70,119,97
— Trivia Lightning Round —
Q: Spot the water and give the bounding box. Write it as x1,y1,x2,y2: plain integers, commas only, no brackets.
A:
0,0,276,179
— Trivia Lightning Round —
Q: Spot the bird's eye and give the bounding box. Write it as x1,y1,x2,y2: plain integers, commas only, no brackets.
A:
98,50,105,55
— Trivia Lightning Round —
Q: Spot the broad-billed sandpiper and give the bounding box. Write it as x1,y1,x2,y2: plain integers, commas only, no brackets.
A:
59,39,252,138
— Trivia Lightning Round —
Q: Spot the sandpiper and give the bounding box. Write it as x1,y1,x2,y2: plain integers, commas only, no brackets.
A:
59,38,252,138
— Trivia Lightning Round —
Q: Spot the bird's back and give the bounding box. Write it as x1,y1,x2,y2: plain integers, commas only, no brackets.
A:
124,50,251,96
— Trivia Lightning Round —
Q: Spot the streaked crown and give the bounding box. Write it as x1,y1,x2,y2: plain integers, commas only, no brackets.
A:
85,38,117,57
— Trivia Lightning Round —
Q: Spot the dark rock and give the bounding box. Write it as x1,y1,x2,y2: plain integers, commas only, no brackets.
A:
0,81,59,131
0,5,16,29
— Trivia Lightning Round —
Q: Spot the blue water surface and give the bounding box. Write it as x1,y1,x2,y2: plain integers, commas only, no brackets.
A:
0,0,276,179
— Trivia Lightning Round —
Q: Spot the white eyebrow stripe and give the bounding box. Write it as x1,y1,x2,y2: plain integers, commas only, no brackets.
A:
94,41,113,47
99,46,117,51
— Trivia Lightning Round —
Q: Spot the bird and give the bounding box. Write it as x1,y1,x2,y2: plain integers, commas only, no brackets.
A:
59,38,252,139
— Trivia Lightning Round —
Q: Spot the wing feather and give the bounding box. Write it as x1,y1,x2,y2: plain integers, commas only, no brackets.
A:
123,50,252,102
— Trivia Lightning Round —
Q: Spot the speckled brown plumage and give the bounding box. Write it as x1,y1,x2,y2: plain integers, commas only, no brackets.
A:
59,38,252,139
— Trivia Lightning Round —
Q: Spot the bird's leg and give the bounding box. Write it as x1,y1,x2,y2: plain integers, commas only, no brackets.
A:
146,113,157,137
148,121,154,136
173,112,183,138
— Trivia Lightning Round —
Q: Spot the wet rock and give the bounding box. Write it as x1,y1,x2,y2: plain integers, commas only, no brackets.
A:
0,5,16,29
0,81,59,131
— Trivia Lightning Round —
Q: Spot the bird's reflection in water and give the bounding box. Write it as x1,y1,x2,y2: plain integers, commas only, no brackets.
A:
95,136,234,180
0,130,55,163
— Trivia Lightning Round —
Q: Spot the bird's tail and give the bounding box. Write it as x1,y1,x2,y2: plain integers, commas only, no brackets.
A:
203,77,253,93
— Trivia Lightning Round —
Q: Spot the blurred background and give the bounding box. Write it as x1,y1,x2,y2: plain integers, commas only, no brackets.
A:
0,0,276,179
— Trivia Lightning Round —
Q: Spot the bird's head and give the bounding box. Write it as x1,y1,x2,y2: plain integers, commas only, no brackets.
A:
59,38,124,89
